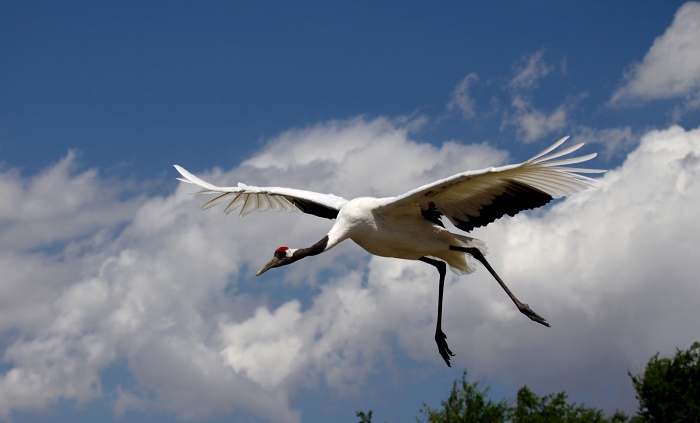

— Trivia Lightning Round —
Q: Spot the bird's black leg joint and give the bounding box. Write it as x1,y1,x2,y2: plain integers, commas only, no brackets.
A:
419,257,455,367
449,245,551,328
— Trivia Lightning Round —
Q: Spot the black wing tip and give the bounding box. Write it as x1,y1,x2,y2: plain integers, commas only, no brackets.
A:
290,199,339,220
452,181,552,232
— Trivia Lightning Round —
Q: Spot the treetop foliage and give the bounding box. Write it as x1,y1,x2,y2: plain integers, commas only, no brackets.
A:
414,371,626,423
417,370,509,423
357,341,700,423
629,341,700,422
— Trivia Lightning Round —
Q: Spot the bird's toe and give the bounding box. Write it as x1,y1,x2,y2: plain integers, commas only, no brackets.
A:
518,303,551,327
435,330,456,367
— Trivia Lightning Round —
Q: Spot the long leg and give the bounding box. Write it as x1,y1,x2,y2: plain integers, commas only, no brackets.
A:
419,257,455,367
449,246,550,327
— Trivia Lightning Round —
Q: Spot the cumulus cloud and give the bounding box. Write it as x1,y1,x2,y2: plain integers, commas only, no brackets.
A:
447,72,479,119
489,125,700,411
0,150,141,252
0,117,506,422
2,117,700,420
0,153,142,334
610,2,700,105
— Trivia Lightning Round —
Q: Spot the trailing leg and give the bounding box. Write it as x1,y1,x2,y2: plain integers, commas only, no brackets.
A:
419,257,455,367
449,246,550,327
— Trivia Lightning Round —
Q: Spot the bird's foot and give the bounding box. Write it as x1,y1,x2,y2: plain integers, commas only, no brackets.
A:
517,302,551,327
435,329,456,367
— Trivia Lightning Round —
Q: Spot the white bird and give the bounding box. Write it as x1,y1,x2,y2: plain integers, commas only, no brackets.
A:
174,136,604,366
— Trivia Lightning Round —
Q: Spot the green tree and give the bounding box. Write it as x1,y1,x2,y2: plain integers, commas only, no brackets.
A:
360,340,700,422
511,385,627,423
417,370,510,423
356,409,373,423
629,341,700,422
415,371,627,423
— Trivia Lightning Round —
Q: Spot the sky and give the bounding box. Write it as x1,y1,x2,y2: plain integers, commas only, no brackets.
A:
1,1,700,422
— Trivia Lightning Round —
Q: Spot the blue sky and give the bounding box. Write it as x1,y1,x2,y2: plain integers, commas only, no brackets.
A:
2,2,700,422
3,1,696,176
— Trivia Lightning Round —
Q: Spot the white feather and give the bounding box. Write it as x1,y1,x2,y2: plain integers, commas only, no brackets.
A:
173,165,348,217
378,137,605,224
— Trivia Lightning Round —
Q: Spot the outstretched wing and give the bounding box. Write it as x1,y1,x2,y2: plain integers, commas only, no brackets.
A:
174,165,348,219
379,137,605,232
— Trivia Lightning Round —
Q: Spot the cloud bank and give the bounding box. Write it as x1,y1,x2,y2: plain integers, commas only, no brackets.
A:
1,117,699,421
0,117,505,422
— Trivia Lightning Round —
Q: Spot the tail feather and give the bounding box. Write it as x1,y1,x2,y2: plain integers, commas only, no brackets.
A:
436,234,489,275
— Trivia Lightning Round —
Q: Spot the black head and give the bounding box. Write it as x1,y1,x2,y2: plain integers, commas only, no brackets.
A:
256,246,295,276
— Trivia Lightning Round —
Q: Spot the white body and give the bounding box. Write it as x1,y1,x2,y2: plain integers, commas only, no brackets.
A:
327,197,484,274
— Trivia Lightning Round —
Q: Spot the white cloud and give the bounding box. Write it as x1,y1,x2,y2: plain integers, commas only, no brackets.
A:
573,126,637,158
611,2,700,105
449,124,700,411
3,117,700,420
0,153,142,335
509,50,552,90
499,51,574,143
234,122,700,414
505,95,568,142
0,117,507,422
0,150,141,252
447,72,479,119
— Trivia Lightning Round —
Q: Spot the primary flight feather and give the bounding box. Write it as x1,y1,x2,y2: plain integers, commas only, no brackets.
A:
175,136,604,366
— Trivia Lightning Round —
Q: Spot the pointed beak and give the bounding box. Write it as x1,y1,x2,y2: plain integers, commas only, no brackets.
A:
256,257,281,276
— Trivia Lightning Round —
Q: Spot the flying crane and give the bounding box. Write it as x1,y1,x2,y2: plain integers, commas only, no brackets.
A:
175,136,604,366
